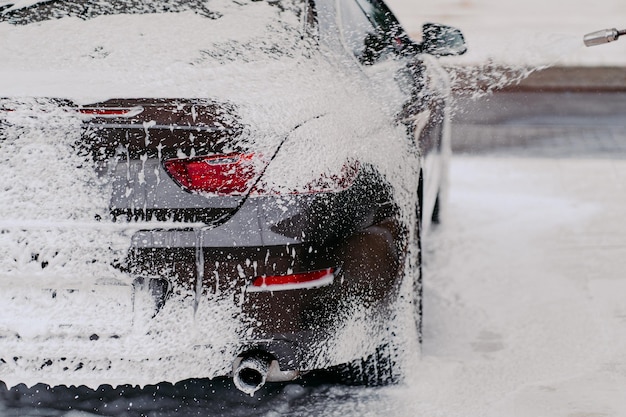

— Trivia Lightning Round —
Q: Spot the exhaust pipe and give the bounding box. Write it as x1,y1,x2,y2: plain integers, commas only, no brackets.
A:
232,351,272,396
232,350,300,395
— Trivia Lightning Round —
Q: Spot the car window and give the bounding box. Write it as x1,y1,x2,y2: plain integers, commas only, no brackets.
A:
354,0,392,31
337,0,398,65
0,0,220,24
0,0,310,69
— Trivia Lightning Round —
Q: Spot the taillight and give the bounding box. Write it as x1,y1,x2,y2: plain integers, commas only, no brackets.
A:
247,268,335,292
298,161,360,194
164,153,359,197
77,106,144,118
251,160,360,195
163,153,261,196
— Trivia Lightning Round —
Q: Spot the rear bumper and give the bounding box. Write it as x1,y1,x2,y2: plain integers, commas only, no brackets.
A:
0,335,236,388
0,234,400,388
0,279,240,388
0,188,406,387
128,219,405,366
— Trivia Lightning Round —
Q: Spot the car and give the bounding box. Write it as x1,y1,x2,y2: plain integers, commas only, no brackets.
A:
0,0,465,395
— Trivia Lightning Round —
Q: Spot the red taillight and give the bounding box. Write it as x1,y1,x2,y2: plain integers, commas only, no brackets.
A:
248,268,335,292
164,152,360,197
163,153,260,196
300,161,360,194
251,160,360,195
77,106,143,118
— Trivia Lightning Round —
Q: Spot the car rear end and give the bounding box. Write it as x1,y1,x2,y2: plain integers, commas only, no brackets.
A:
0,90,406,389
0,0,414,390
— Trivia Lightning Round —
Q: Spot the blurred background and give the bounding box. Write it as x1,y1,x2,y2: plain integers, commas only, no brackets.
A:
387,0,626,66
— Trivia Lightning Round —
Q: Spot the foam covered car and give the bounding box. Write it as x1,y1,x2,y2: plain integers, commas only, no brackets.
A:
0,0,465,394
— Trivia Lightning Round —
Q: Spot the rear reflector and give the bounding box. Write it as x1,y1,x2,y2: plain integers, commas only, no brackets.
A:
247,268,335,292
77,106,144,118
163,153,260,196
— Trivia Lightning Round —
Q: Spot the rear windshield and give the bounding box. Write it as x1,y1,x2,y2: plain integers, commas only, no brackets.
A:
0,0,308,65
0,0,222,24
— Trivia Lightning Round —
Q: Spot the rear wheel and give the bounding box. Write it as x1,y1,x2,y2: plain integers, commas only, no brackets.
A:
331,197,423,386
431,192,441,224
413,197,423,343
329,343,398,386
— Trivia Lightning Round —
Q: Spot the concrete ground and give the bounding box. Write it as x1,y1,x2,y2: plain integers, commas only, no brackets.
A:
451,78,626,155
4,82,626,417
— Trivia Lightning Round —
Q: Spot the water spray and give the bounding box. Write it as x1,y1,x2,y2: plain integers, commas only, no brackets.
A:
584,28,626,47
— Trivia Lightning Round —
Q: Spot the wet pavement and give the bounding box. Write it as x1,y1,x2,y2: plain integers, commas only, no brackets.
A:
3,89,626,416
452,91,626,156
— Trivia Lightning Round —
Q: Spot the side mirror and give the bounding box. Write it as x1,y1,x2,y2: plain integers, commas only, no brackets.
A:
421,23,467,56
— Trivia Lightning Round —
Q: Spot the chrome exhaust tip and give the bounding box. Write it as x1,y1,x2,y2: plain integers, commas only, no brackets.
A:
232,352,272,396
232,351,300,395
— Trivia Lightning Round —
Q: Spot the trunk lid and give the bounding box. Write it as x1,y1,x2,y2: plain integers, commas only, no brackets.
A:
80,98,278,225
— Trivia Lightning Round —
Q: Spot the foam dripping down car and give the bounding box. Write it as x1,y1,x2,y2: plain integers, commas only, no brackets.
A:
0,0,465,395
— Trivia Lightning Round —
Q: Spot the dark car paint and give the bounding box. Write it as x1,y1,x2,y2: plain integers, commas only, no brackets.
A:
77,96,405,371
120,160,401,370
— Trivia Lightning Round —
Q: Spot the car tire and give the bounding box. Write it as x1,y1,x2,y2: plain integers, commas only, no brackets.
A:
329,342,398,386
431,192,441,224
329,198,423,387
413,209,423,344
